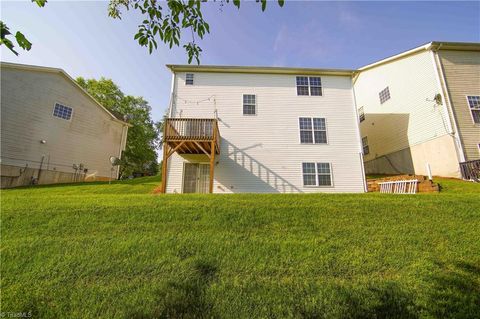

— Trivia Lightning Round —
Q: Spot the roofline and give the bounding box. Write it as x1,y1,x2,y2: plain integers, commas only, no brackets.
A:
358,41,480,72
0,62,132,127
166,64,356,76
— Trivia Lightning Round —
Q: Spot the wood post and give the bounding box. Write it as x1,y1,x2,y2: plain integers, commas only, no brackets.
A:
160,142,169,193
209,127,217,193
209,140,215,193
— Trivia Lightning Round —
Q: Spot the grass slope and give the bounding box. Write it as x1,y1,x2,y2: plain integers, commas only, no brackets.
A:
1,177,479,318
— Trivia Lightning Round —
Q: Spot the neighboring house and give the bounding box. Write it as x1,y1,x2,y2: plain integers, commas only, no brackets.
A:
354,41,480,178
0,62,130,188
160,65,367,193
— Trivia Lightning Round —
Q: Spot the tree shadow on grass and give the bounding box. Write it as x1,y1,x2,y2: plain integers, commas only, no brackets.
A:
425,261,480,319
297,281,419,319
128,259,218,319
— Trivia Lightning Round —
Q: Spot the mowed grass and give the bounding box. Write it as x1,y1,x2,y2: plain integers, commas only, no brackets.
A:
1,176,479,318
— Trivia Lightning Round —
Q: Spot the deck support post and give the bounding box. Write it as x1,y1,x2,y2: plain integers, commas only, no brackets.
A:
160,142,169,193
209,129,217,193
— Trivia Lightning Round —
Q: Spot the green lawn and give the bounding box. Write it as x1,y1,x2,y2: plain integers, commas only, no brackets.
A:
1,176,479,318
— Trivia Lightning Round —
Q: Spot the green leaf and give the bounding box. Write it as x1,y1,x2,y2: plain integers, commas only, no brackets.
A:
261,0,266,11
15,31,32,51
278,0,285,7
0,37,18,55
233,0,240,9
32,0,47,8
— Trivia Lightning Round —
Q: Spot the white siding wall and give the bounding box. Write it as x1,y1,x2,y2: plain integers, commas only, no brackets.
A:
166,71,365,193
0,66,125,179
354,51,460,176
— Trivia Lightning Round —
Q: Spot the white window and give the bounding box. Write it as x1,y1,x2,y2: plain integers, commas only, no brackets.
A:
309,77,322,96
302,162,332,186
467,95,480,124
379,87,390,104
299,117,327,144
358,106,365,122
296,76,322,96
53,103,73,120
243,94,256,115
362,136,369,155
185,73,194,85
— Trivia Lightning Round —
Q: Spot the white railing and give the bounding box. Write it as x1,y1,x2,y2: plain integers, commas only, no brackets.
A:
379,180,418,194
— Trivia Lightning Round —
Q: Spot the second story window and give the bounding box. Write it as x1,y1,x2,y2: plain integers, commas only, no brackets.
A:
243,94,256,115
358,106,365,122
299,117,327,144
379,87,391,104
185,73,194,85
467,95,480,124
53,103,73,120
362,136,369,155
296,76,322,96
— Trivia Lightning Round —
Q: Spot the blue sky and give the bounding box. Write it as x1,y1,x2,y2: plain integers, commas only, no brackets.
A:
1,1,479,123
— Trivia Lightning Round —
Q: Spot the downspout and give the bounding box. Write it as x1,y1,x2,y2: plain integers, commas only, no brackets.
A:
168,72,176,118
431,44,466,163
351,71,368,192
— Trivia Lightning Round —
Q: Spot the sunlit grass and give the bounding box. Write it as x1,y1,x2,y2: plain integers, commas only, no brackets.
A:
1,176,479,318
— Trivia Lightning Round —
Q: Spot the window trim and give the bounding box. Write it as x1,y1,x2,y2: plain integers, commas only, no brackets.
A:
298,116,329,145
466,95,480,125
301,162,333,187
295,76,323,97
52,102,73,121
185,73,194,85
242,94,257,116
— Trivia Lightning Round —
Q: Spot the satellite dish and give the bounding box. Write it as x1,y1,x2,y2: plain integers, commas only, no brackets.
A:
110,156,121,166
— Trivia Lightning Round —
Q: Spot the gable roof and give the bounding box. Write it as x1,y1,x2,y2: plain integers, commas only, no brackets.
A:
0,62,131,127
358,41,480,72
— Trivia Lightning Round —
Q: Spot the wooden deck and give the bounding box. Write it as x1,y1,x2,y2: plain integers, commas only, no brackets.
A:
164,118,220,155
159,118,221,193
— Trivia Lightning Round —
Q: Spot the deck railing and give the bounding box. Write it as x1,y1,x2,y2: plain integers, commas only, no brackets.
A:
459,159,480,181
379,180,418,194
164,118,219,141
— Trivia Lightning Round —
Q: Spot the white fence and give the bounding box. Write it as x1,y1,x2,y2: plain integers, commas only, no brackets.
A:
379,180,418,194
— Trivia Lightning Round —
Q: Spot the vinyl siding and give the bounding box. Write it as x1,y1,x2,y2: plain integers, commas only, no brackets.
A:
0,66,126,179
438,50,480,161
165,71,365,193
354,51,460,177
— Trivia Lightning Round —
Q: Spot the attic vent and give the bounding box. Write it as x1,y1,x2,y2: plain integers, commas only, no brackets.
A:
186,73,194,85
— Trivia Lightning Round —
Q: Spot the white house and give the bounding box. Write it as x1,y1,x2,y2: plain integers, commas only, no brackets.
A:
0,62,130,188
354,41,480,178
160,65,367,193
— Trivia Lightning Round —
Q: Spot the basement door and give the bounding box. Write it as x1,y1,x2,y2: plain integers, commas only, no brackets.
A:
183,163,210,193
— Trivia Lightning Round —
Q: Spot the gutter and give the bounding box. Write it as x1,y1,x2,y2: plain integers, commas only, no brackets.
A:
168,72,176,118
358,43,432,72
